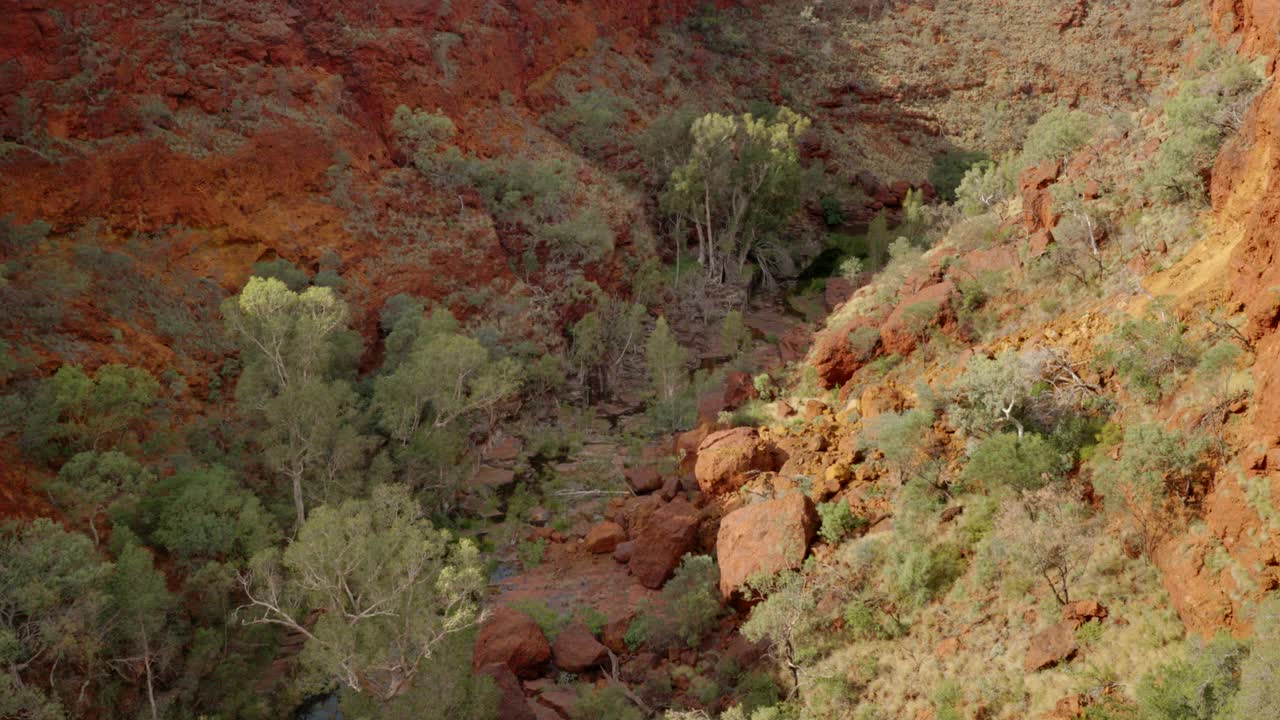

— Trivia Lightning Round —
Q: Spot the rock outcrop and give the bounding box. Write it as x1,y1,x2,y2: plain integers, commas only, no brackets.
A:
694,427,779,495
628,498,700,589
716,493,819,597
473,607,552,679
551,624,608,673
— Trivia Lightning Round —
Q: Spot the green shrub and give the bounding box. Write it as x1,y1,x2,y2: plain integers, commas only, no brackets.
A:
1100,306,1200,403
961,432,1070,491
735,671,782,715
1135,633,1247,720
251,258,309,291
888,542,964,610
546,89,634,157
1020,107,1094,167
817,499,864,545
955,160,1013,215
1231,597,1280,719
658,555,722,648
572,685,642,720
510,599,567,641
139,464,275,562
721,310,754,362
518,538,548,567
929,150,990,203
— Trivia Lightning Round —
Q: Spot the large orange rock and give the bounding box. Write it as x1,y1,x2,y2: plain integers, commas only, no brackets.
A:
629,498,700,589
1024,619,1078,672
551,623,608,672
858,384,906,420
716,493,818,597
675,425,711,475
694,427,778,495
584,521,626,554
811,315,880,389
879,281,955,356
476,663,536,720
473,607,551,679
1019,159,1061,233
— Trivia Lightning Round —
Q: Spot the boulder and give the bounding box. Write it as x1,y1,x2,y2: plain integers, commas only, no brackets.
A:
723,370,758,410
779,324,812,364
694,427,778,495
473,607,551,679
477,663,536,720
675,425,711,475
1063,600,1108,626
551,623,608,673
716,493,819,597
484,435,523,466
584,522,626,554
629,499,700,589
624,464,663,495
612,540,634,564
859,384,905,420
811,316,879,389
1019,159,1061,233
474,465,516,490
1024,619,1078,672
879,281,954,356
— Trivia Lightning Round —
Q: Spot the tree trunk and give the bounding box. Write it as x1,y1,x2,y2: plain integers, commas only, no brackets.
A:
291,471,306,530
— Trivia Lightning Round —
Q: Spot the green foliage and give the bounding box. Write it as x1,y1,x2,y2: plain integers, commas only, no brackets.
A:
509,599,568,641
0,518,111,717
517,538,547,567
243,484,487,702
1095,423,1207,556
141,464,275,562
547,89,635,157
961,432,1070,492
865,212,891,268
572,684,643,720
1100,306,1200,403
947,351,1038,439
339,630,498,720
460,154,570,226
540,207,615,263
816,499,863,545
661,107,810,282
865,408,936,481
929,150,990,203
887,542,964,610
646,317,690,431
955,160,1013,215
1145,53,1262,204
638,108,698,185
820,195,846,227
686,5,749,53
734,671,783,716
721,310,753,363
251,258,309,291
20,364,160,463
658,555,722,648
1020,107,1095,166
47,450,153,544
1230,597,1280,719
1136,633,1247,720
392,105,457,179
742,571,817,692
223,276,358,396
